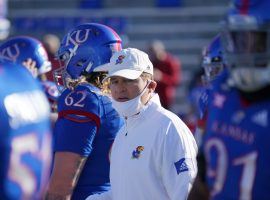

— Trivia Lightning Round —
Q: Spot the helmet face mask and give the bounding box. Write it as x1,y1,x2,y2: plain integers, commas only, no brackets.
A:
202,62,224,83
222,14,270,92
54,50,87,91
54,23,122,92
201,34,224,84
54,66,73,92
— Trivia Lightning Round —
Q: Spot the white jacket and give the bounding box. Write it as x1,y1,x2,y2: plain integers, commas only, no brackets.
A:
86,94,198,200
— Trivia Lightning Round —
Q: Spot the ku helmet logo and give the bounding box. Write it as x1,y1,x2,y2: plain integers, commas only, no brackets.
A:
65,29,91,47
0,43,20,62
115,55,125,65
132,146,144,159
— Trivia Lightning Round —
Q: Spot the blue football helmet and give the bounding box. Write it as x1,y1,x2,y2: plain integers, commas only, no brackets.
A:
0,36,52,75
221,0,270,92
201,34,224,84
54,23,122,90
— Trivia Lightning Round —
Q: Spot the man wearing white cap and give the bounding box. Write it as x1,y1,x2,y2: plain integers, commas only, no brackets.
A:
86,48,198,200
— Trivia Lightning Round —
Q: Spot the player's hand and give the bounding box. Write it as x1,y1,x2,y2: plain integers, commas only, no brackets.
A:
22,58,38,78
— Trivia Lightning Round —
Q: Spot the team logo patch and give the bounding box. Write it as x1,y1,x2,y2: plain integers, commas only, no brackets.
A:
132,146,144,159
115,55,125,65
174,158,188,174
252,110,268,127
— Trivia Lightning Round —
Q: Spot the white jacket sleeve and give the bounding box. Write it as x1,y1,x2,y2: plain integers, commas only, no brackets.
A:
85,190,112,200
161,121,198,200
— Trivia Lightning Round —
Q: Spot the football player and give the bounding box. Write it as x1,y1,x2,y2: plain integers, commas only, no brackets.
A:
0,36,61,113
189,0,270,199
188,34,225,200
0,58,52,199
194,34,225,147
45,23,124,200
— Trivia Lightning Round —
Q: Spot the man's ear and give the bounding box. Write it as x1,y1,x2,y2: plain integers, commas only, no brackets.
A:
148,80,157,93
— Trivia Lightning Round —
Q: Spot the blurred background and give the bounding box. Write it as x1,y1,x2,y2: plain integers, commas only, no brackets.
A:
2,0,229,126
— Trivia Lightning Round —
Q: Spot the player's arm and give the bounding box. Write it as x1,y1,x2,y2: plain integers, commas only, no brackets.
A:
45,152,87,200
187,150,209,200
45,114,98,199
188,114,209,199
45,116,97,200
45,89,100,199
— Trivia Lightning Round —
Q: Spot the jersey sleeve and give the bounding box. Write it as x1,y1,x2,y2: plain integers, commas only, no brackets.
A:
53,88,101,156
53,117,97,156
161,120,198,200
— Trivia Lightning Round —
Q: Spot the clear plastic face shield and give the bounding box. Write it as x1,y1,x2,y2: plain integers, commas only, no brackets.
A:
53,44,79,93
222,15,270,92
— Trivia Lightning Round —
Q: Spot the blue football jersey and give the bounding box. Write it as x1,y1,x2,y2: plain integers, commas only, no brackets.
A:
54,83,124,200
198,69,226,121
0,62,52,200
40,80,61,112
41,81,60,103
203,70,270,200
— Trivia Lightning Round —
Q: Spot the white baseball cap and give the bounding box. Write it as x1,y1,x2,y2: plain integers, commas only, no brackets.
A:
94,48,153,80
